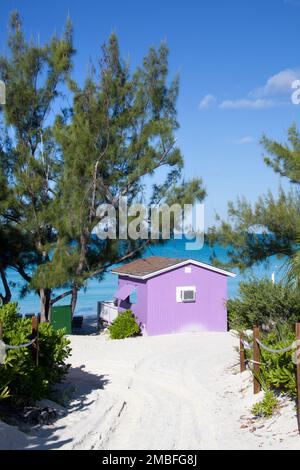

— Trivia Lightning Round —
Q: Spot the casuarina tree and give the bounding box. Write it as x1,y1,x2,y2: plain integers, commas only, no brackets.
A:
33,35,206,315
0,11,74,320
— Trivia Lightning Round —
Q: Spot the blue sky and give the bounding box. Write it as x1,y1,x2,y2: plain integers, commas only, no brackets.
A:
1,0,300,227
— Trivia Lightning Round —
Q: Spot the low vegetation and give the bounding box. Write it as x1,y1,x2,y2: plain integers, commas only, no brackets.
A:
241,324,296,417
0,303,71,404
231,280,299,417
228,278,300,331
258,328,297,398
251,391,279,418
109,310,141,340
246,325,297,408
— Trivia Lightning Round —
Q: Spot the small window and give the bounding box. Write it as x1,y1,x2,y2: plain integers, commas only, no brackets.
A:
176,286,196,303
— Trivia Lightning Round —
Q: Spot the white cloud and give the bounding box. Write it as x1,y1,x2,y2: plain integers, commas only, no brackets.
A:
200,68,300,111
232,136,254,145
251,68,300,98
219,98,274,109
199,94,216,109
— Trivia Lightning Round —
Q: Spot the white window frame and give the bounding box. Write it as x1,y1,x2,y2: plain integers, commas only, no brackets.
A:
176,286,196,303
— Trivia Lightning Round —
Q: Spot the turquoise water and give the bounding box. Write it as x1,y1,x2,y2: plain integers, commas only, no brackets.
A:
4,240,285,316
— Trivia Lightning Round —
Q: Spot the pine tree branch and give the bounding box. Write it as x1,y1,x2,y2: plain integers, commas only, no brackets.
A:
16,265,32,283
51,240,151,310
113,139,177,204
0,266,11,304
50,289,73,305
89,239,151,278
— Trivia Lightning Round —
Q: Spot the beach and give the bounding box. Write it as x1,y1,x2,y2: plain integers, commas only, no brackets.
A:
1,322,299,450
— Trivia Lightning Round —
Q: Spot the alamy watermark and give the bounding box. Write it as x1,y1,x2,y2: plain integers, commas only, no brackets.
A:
93,197,204,250
0,80,5,105
291,80,300,105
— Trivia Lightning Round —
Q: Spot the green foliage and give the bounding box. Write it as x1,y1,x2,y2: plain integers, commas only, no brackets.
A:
258,327,297,397
208,124,300,271
0,11,75,320
0,12,206,320
0,386,10,401
251,391,279,418
109,310,140,340
286,247,300,287
49,33,206,314
228,278,300,330
0,302,19,330
0,303,71,404
262,124,300,184
285,221,300,287
243,324,297,398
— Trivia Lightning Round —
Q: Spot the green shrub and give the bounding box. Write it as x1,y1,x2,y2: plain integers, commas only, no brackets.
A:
258,327,297,397
109,310,140,340
0,302,71,404
251,391,279,417
243,325,297,398
228,278,300,330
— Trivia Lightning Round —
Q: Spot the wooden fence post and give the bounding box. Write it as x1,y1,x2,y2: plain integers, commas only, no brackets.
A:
31,315,39,366
253,326,261,394
240,333,246,373
296,323,300,432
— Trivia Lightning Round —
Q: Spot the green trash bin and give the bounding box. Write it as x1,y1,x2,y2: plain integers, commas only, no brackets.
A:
51,305,72,334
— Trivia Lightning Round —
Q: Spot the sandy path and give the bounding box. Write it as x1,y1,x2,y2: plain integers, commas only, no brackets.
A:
2,330,300,450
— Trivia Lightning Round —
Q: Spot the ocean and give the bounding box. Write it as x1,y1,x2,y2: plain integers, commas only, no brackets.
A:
4,240,285,316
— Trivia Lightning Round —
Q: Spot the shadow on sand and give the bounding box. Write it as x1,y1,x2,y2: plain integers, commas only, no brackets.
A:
24,365,110,450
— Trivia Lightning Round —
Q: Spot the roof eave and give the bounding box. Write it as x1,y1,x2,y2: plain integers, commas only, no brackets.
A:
111,259,236,280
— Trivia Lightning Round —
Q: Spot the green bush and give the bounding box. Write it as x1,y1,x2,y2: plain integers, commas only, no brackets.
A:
228,278,300,330
109,310,140,340
251,391,279,417
243,325,297,398
258,327,297,397
0,302,71,404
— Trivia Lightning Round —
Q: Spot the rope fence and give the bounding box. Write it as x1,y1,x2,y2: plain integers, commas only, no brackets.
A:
239,323,300,433
0,315,39,366
240,338,252,350
241,337,296,354
255,338,296,354
2,337,36,350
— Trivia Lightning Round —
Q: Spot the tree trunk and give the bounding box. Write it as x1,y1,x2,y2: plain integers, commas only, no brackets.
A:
70,233,88,318
0,267,11,304
71,282,78,318
40,288,51,322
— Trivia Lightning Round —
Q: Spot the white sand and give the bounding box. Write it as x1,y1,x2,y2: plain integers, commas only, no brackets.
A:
1,327,300,450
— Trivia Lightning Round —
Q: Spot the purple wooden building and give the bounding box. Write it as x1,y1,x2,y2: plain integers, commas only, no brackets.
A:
106,256,236,336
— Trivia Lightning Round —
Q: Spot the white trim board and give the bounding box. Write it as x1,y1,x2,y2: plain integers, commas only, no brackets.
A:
111,259,236,280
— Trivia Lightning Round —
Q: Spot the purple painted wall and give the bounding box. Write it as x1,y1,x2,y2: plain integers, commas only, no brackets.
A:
116,263,228,336
116,276,148,333
146,263,227,335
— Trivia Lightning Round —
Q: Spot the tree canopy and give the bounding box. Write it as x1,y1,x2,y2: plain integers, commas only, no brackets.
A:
0,12,205,320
